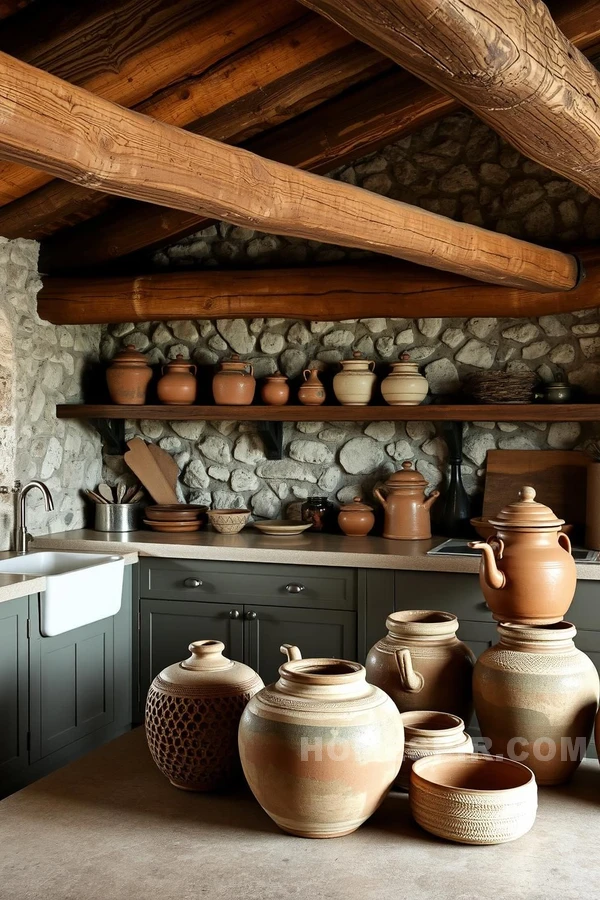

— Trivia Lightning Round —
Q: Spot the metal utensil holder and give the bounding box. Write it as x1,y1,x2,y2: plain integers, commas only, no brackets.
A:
94,503,143,533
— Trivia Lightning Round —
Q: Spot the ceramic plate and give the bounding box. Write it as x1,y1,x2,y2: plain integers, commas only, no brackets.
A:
143,519,202,533
254,520,313,536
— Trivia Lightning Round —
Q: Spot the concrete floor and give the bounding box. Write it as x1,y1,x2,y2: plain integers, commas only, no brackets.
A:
0,728,598,900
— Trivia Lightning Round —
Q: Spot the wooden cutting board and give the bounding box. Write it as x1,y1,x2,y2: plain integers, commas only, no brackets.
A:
147,443,180,497
124,438,179,505
483,450,590,529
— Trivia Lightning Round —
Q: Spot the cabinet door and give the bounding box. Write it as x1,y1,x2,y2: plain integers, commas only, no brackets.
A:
394,571,490,621
244,605,357,686
454,619,496,660
0,596,29,793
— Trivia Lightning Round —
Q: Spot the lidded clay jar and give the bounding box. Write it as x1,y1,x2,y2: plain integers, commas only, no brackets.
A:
157,355,197,405
145,639,263,791
298,368,326,406
373,461,439,540
381,353,428,406
333,351,377,406
260,371,289,406
396,711,473,791
469,486,576,625
338,497,375,537
212,354,256,406
106,345,152,405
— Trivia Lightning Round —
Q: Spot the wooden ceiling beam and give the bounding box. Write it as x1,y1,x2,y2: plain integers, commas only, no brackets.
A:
0,51,577,292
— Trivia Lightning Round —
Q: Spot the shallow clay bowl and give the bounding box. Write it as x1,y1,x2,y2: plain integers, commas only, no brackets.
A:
207,509,251,534
470,517,495,540
145,504,207,522
410,753,537,845
143,519,202,533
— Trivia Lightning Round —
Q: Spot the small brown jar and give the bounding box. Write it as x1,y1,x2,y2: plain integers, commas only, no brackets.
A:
261,371,289,406
298,368,326,406
213,355,256,405
157,355,197,405
106,345,152,405
338,497,375,536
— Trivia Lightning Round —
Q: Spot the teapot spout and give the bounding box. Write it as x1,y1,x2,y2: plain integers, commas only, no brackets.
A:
468,540,506,590
423,489,440,511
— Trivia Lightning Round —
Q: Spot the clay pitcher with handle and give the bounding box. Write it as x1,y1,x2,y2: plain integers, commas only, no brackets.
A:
374,461,439,540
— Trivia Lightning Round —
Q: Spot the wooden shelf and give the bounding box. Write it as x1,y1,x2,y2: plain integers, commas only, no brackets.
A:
56,403,600,422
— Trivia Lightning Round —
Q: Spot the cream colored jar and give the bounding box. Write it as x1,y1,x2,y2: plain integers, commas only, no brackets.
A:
332,352,377,405
381,353,428,405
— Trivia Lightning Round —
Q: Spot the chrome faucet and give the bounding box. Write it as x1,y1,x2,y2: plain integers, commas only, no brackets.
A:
16,481,54,554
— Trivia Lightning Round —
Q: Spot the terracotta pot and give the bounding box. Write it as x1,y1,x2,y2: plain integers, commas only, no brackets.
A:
332,352,377,406
156,355,197,405
238,644,403,838
396,711,473,791
469,485,576,624
298,368,326,406
474,621,599,785
213,355,256,405
338,497,375,536
586,462,600,551
366,610,476,725
373,461,440,540
145,639,263,791
381,353,428,406
106,345,152,405
260,371,289,406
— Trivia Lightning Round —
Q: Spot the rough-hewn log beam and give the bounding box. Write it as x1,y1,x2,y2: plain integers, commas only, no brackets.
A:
0,51,578,291
298,0,600,199
38,251,600,326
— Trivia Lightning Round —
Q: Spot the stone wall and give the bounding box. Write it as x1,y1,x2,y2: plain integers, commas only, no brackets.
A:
0,238,102,548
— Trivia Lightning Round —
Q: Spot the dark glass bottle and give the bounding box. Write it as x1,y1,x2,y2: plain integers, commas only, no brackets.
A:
436,422,473,538
301,496,335,533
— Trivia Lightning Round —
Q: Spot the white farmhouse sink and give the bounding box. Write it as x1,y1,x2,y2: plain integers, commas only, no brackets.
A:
0,551,125,636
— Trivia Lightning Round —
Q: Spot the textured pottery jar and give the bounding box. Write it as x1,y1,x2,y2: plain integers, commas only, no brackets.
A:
586,462,600,551
373,461,439,540
145,640,263,791
212,355,256,405
366,610,476,725
298,368,326,406
157,355,197,405
381,353,428,405
106,345,152,405
260,371,289,406
469,486,576,624
474,621,599,785
332,352,377,406
338,497,375,537
238,645,404,838
396,711,473,791
410,754,537,845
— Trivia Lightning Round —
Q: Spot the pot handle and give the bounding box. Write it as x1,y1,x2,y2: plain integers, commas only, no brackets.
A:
302,369,311,381
558,531,572,554
190,364,197,375
246,362,254,376
368,360,376,372
373,487,387,508
395,648,424,693
280,644,302,661
487,535,505,560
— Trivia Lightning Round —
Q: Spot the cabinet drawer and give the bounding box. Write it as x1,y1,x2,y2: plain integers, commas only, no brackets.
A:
140,558,356,610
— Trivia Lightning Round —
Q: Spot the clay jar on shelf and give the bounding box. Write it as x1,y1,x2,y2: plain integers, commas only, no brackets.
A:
469,486,576,625
381,352,428,405
213,354,256,405
238,644,403,838
298,368,326,406
374,461,439,540
106,345,152,405
145,640,263,791
260,371,289,406
366,610,476,725
333,351,377,406
157,355,197,405
338,497,375,536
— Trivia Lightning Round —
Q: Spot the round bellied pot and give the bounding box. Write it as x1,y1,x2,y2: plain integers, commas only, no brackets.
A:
238,644,404,838
260,371,289,406
106,345,152,405
212,355,256,405
381,353,428,406
332,352,377,406
373,461,440,540
156,355,197,405
396,711,473,791
338,497,375,537
474,621,599,785
145,640,263,791
298,368,326,406
366,610,476,725
469,486,576,625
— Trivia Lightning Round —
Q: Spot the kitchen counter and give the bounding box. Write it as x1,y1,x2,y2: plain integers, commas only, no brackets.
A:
0,727,597,900
35,528,600,580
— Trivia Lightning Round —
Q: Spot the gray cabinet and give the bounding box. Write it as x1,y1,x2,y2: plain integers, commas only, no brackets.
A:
0,596,29,791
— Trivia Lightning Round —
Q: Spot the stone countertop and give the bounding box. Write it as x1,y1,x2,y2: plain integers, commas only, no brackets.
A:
34,528,600,580
0,727,598,900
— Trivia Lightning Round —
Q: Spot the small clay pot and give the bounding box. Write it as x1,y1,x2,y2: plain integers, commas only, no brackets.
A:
338,497,375,536
213,355,256,405
381,353,428,406
157,355,197,405
260,371,289,406
298,368,326,406
396,711,473,791
106,345,152,405
332,352,376,406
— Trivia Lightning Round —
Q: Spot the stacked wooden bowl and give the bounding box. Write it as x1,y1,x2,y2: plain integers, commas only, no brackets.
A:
144,505,207,533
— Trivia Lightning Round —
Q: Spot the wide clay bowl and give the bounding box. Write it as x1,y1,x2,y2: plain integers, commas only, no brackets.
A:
208,509,251,534
410,753,537,845
145,504,207,521
470,517,495,540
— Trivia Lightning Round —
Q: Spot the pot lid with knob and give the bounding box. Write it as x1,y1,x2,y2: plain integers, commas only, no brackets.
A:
489,486,565,530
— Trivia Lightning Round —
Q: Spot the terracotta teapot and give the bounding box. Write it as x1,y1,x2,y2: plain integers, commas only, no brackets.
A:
469,486,576,625
213,354,256,405
374,461,440,540
106,345,152,405
157,355,197,405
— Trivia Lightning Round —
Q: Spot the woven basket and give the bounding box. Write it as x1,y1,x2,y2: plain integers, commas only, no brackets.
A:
465,371,538,404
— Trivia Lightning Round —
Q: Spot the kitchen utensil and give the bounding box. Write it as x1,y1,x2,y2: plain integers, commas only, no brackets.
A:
124,438,179,505
147,444,180,497
96,503,143,532
207,509,250,534
116,483,126,503
145,504,207,522
122,484,141,504
374,462,440,540
97,483,115,503
253,520,313,536
143,519,202,533
84,489,109,504
129,489,145,504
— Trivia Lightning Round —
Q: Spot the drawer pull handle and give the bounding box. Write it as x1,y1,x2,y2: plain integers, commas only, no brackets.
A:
229,609,241,619
285,583,305,594
245,610,257,620
184,578,203,588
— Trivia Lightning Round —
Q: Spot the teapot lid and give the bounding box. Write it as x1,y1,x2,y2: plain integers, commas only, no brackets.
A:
489,486,565,529
340,496,373,512
385,460,428,487
111,344,148,364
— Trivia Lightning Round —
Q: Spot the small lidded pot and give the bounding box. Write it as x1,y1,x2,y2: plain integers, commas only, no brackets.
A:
381,352,428,406
260,371,289,406
333,351,377,406
213,354,256,406
374,461,440,540
541,378,572,404
157,355,197,405
298,368,326,406
338,497,375,537
106,345,152,405
396,711,473,791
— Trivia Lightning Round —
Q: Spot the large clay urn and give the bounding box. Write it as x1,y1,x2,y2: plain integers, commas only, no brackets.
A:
474,622,599,785
373,461,440,540
212,355,256,405
238,644,403,838
469,486,576,625
145,640,263,791
366,610,476,725
332,352,377,406
157,355,197,405
106,345,152,405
